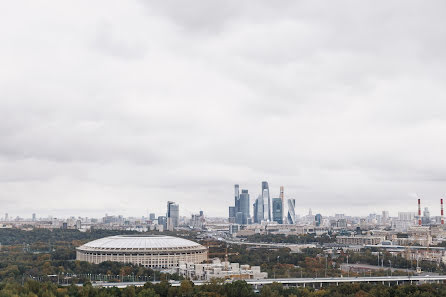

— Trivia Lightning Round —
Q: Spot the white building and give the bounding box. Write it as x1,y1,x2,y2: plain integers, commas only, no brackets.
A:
178,258,267,280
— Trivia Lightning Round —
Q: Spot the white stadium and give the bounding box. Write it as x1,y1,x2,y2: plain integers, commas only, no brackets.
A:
76,235,208,269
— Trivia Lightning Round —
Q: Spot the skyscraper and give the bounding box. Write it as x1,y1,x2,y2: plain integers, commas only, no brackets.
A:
382,211,389,224
272,198,283,224
230,184,250,225
253,200,258,223
280,186,284,223
234,184,240,211
237,189,250,224
261,181,271,221
315,214,322,226
167,201,179,231
158,216,167,229
285,198,296,224
253,195,263,223
229,184,239,222
229,206,236,223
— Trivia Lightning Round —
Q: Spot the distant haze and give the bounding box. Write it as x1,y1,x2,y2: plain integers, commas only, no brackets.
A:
1,1,446,218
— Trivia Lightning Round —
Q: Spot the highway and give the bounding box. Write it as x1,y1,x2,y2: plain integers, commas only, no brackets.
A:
87,275,446,288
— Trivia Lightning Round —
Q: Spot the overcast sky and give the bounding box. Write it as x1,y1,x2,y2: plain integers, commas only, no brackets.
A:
1,1,446,219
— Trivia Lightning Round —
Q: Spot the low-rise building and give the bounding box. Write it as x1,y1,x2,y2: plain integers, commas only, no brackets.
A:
178,258,268,280
336,235,384,245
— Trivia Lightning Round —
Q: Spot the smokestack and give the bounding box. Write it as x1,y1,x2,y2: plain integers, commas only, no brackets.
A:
418,198,422,226
441,199,444,225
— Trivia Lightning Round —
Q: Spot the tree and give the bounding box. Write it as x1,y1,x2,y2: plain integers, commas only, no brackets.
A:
179,280,194,297
224,281,254,297
122,286,136,297
137,288,159,297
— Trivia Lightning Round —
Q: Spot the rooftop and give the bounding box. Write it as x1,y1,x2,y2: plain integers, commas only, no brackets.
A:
78,235,204,250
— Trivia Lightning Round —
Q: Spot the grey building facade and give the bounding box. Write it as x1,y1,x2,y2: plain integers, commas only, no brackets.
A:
167,201,179,230
272,198,283,224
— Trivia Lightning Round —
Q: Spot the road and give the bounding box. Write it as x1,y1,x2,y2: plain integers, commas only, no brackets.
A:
340,263,423,273
85,275,446,288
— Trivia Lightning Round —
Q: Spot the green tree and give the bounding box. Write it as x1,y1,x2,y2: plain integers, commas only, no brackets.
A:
179,280,194,297
137,288,159,297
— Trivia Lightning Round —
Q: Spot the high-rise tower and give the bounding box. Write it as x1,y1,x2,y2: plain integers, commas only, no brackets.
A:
229,184,240,223
272,198,283,224
236,189,250,224
285,199,296,224
261,181,271,221
253,195,263,223
234,184,240,212
280,186,284,223
230,184,250,225
167,201,179,231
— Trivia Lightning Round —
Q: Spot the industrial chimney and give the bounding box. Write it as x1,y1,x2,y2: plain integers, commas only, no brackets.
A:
418,198,422,226
441,198,444,225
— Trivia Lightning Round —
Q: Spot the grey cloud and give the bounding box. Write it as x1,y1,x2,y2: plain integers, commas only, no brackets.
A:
91,22,148,59
1,0,446,218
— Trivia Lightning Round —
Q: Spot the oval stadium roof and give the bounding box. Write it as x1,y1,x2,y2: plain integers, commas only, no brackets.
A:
77,235,204,251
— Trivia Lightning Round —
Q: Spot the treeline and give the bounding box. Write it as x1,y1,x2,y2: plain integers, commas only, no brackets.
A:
347,250,446,274
2,280,446,297
0,229,195,246
0,242,180,283
228,245,342,278
0,229,137,246
242,234,335,244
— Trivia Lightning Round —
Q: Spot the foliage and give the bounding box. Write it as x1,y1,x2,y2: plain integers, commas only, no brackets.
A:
1,280,446,297
242,234,335,245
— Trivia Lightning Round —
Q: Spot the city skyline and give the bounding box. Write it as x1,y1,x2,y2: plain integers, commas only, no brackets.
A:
2,192,446,221
2,1,446,218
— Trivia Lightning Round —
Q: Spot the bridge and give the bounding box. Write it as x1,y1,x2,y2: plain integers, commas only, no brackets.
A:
87,275,446,289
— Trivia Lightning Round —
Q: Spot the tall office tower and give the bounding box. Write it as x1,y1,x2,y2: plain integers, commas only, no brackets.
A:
167,201,179,231
315,214,322,226
234,184,240,211
272,198,283,224
279,186,284,222
382,211,389,224
422,207,431,225
254,195,264,223
149,213,156,221
158,216,167,229
253,200,259,223
4,213,8,221
235,212,244,225
229,184,240,222
237,189,250,225
261,181,271,221
229,206,236,223
32,213,36,221
285,198,296,224
262,189,270,221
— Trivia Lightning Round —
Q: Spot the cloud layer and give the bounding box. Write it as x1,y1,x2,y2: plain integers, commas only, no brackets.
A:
1,1,446,218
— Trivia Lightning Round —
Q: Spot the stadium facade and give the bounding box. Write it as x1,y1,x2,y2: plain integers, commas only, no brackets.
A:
76,235,207,269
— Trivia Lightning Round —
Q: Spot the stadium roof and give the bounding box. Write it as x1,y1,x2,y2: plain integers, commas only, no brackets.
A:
77,235,205,251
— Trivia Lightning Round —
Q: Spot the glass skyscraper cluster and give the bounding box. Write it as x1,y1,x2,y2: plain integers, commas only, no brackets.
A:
229,181,296,225
229,184,250,225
